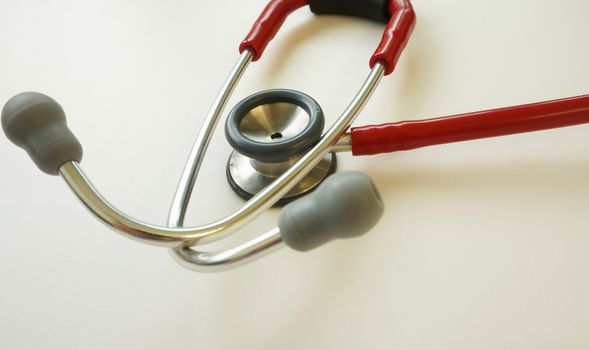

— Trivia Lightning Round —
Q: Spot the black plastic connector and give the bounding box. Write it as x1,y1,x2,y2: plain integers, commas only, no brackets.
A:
309,0,390,24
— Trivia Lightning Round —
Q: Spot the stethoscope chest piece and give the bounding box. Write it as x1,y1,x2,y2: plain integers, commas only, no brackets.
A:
225,89,336,206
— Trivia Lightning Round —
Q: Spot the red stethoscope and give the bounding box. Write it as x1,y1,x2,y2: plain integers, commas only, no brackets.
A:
3,0,589,271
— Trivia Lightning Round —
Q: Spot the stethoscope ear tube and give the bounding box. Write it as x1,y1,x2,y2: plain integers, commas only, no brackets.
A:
172,170,385,271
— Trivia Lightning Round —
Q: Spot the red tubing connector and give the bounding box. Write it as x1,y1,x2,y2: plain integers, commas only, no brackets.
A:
351,94,589,156
239,0,309,61
370,0,416,75
240,0,416,71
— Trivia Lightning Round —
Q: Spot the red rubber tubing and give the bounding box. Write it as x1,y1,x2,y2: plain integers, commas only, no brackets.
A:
369,0,416,75
240,0,309,61
351,94,589,156
240,0,416,74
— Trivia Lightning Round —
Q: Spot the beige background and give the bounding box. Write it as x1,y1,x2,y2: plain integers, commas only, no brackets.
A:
1,0,589,349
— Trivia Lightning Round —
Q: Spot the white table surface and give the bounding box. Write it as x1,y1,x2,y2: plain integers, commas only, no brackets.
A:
1,0,589,349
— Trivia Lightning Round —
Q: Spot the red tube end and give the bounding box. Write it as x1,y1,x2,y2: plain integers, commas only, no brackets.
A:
369,0,416,75
239,0,309,61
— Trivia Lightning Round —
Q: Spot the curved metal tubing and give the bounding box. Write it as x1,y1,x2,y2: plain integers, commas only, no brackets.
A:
168,50,252,228
170,65,384,270
59,63,386,251
170,228,284,272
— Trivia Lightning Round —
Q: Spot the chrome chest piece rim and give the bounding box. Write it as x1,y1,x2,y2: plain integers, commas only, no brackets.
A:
225,89,337,205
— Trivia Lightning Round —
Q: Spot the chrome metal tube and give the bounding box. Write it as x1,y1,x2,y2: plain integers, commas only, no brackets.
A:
170,228,284,272
168,50,252,228
331,133,352,153
169,66,384,270
59,63,385,250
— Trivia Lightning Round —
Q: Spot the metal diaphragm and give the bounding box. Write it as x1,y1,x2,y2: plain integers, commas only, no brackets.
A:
225,89,336,206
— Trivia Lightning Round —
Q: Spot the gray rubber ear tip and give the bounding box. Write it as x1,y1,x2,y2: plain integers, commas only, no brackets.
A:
2,92,83,175
278,171,384,252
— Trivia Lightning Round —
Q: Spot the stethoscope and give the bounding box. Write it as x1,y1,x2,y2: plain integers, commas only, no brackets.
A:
3,0,589,272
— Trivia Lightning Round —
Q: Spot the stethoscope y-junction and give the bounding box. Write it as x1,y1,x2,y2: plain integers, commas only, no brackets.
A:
3,0,589,272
